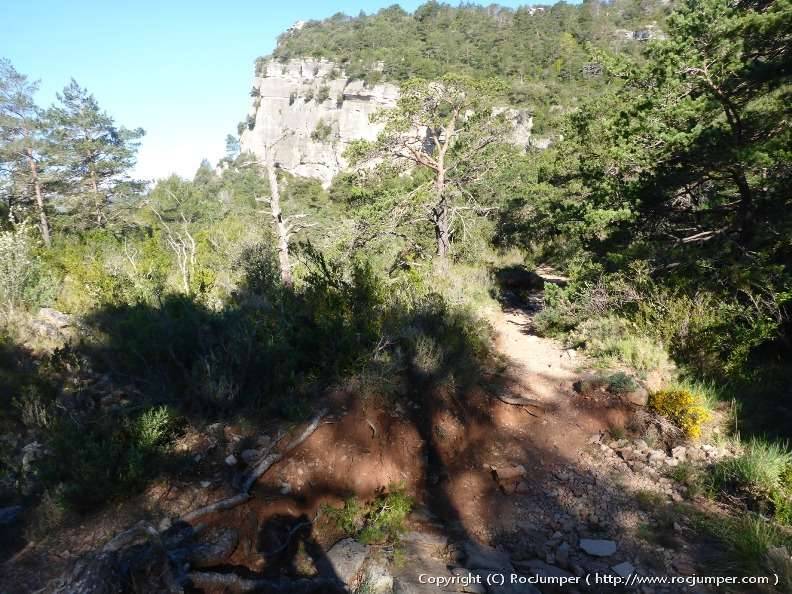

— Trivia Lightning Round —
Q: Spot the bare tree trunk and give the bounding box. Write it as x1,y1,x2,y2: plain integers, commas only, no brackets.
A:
434,199,451,258
26,150,51,247
265,160,293,288
433,160,451,258
90,171,104,227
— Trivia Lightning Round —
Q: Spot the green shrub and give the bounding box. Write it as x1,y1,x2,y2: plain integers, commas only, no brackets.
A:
723,515,790,574
605,371,639,394
311,119,334,142
44,406,179,512
0,219,38,319
667,462,709,498
569,316,670,373
316,84,330,103
325,485,413,545
713,438,792,506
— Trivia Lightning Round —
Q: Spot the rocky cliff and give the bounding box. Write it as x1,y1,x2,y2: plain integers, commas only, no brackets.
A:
240,58,400,186
240,58,534,187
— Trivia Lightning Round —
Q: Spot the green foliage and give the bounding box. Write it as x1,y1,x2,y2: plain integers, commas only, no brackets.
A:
310,119,333,143
46,79,144,228
325,485,413,545
348,73,511,258
0,218,38,318
567,316,670,374
267,1,662,131
316,84,330,103
501,0,792,414
43,406,179,511
694,511,792,576
667,462,708,499
713,439,792,513
605,371,638,395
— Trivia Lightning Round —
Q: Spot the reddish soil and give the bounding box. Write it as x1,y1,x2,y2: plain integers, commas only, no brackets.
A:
0,303,637,592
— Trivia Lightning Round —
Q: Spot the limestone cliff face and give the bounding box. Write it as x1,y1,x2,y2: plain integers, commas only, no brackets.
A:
240,58,400,186
240,58,534,187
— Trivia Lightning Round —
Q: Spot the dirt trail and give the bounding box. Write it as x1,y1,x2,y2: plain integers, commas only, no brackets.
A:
491,306,580,401
486,302,628,461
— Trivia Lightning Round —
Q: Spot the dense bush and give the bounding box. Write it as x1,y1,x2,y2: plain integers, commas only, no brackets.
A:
43,406,179,512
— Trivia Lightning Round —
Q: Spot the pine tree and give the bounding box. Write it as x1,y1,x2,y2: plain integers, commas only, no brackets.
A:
46,79,144,228
0,59,52,246
348,74,510,258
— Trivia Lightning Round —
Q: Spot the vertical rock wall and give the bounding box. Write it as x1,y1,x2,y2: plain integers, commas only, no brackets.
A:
240,58,534,187
240,58,400,186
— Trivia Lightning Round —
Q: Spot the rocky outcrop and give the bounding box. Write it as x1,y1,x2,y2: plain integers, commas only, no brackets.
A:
240,58,534,187
240,58,400,186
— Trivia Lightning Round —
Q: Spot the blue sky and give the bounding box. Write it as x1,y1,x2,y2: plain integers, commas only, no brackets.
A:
3,0,537,181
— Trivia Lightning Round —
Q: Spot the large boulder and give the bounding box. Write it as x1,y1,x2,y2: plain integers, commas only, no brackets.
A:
327,538,369,588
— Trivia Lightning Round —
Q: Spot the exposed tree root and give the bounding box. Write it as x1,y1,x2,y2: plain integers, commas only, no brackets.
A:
48,408,331,593
182,493,251,524
495,393,546,415
187,571,343,594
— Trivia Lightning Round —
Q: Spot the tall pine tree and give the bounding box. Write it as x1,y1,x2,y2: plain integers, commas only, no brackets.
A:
0,59,52,246
47,80,144,227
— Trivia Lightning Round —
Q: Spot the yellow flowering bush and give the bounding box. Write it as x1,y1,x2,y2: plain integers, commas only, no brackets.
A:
649,388,710,439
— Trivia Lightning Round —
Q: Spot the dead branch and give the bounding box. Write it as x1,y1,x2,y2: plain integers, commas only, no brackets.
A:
181,493,251,524
102,520,160,552
241,408,327,493
182,409,327,524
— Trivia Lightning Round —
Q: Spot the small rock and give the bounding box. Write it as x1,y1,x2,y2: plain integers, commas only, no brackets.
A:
240,449,260,465
612,561,635,578
279,482,292,495
21,442,45,472
206,422,224,439
579,539,617,557
671,446,687,460
224,454,237,466
493,465,527,481
556,542,570,568
200,480,211,488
